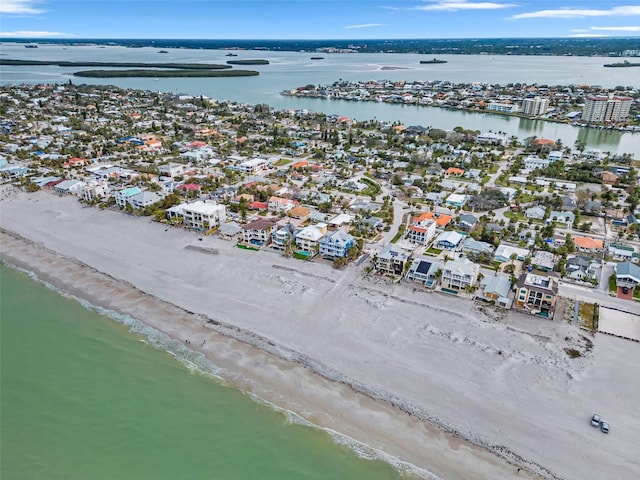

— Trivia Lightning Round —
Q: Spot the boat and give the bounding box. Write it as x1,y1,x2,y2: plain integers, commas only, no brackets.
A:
420,57,447,64
603,60,640,67
225,53,238,57
310,56,324,60
25,45,38,48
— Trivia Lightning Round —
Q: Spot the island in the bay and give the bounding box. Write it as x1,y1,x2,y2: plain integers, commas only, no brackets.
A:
420,58,447,64
0,59,260,77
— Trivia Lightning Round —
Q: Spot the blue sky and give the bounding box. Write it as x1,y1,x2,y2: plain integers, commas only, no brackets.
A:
1,0,640,39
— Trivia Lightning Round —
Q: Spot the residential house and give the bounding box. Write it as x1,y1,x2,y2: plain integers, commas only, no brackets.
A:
407,213,437,246
462,238,495,255
375,243,411,276
445,167,464,176
129,191,164,210
515,272,559,317
598,171,619,185
415,211,453,228
524,156,551,171
217,221,243,241
445,193,468,208
531,250,557,272
236,158,269,174
289,205,310,221
114,186,142,207
435,231,464,251
574,236,604,253
494,244,529,262
608,243,637,262
268,196,295,213
525,206,546,221
566,256,601,283
242,218,279,246
548,210,575,228
477,275,512,308
53,179,85,196
319,230,355,259
181,200,226,230
405,257,443,287
615,262,640,300
83,180,110,201
457,214,478,231
294,223,327,254
271,222,298,251
441,258,480,292
328,213,353,228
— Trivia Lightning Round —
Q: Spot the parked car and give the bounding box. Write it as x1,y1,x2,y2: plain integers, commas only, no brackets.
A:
601,421,610,434
591,413,601,427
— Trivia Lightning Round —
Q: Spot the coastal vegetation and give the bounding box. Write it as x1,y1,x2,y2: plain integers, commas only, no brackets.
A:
0,59,232,69
73,69,259,78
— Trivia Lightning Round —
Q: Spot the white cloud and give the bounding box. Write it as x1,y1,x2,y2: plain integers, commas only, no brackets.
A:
0,31,74,38
512,6,640,20
344,23,385,29
414,0,516,11
0,1,45,15
567,33,610,37
590,25,640,31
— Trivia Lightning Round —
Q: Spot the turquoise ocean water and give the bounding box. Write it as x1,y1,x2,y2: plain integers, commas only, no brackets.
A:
0,264,402,479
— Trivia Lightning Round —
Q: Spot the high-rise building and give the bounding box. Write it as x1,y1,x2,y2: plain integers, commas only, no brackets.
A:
582,95,633,123
521,96,550,116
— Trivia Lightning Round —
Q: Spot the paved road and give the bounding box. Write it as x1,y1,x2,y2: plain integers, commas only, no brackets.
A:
558,281,639,313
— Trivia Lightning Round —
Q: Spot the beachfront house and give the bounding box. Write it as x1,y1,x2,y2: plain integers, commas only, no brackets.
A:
405,257,443,288
375,243,411,276
242,218,279,246
53,179,85,196
294,223,327,255
515,272,559,318
129,191,164,210
271,222,297,251
319,230,355,259
440,258,480,293
114,186,142,208
181,200,227,231
477,275,512,308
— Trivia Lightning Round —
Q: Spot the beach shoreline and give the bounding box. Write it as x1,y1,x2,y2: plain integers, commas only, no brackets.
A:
1,190,639,480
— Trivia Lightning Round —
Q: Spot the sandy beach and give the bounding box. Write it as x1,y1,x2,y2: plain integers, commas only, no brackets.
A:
1,190,639,480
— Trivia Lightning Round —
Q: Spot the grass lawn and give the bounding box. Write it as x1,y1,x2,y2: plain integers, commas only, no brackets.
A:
426,247,442,255
273,158,292,167
391,225,406,243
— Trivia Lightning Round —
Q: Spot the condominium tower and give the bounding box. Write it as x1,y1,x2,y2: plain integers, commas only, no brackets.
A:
521,96,550,116
582,95,633,123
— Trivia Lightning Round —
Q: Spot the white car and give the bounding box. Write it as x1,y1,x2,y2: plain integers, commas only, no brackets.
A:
601,421,610,434
591,414,601,427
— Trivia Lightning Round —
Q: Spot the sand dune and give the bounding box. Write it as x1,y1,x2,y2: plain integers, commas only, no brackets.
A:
1,190,639,480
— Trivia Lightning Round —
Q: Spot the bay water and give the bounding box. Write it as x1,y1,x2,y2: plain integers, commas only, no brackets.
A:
0,263,403,480
1,42,639,154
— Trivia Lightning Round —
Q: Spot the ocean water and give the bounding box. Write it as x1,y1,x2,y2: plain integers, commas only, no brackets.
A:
0,264,403,480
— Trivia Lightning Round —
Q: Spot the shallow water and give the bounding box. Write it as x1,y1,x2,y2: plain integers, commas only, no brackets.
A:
0,264,403,480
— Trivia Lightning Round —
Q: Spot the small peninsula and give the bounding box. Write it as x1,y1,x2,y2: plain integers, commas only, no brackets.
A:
0,59,232,70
